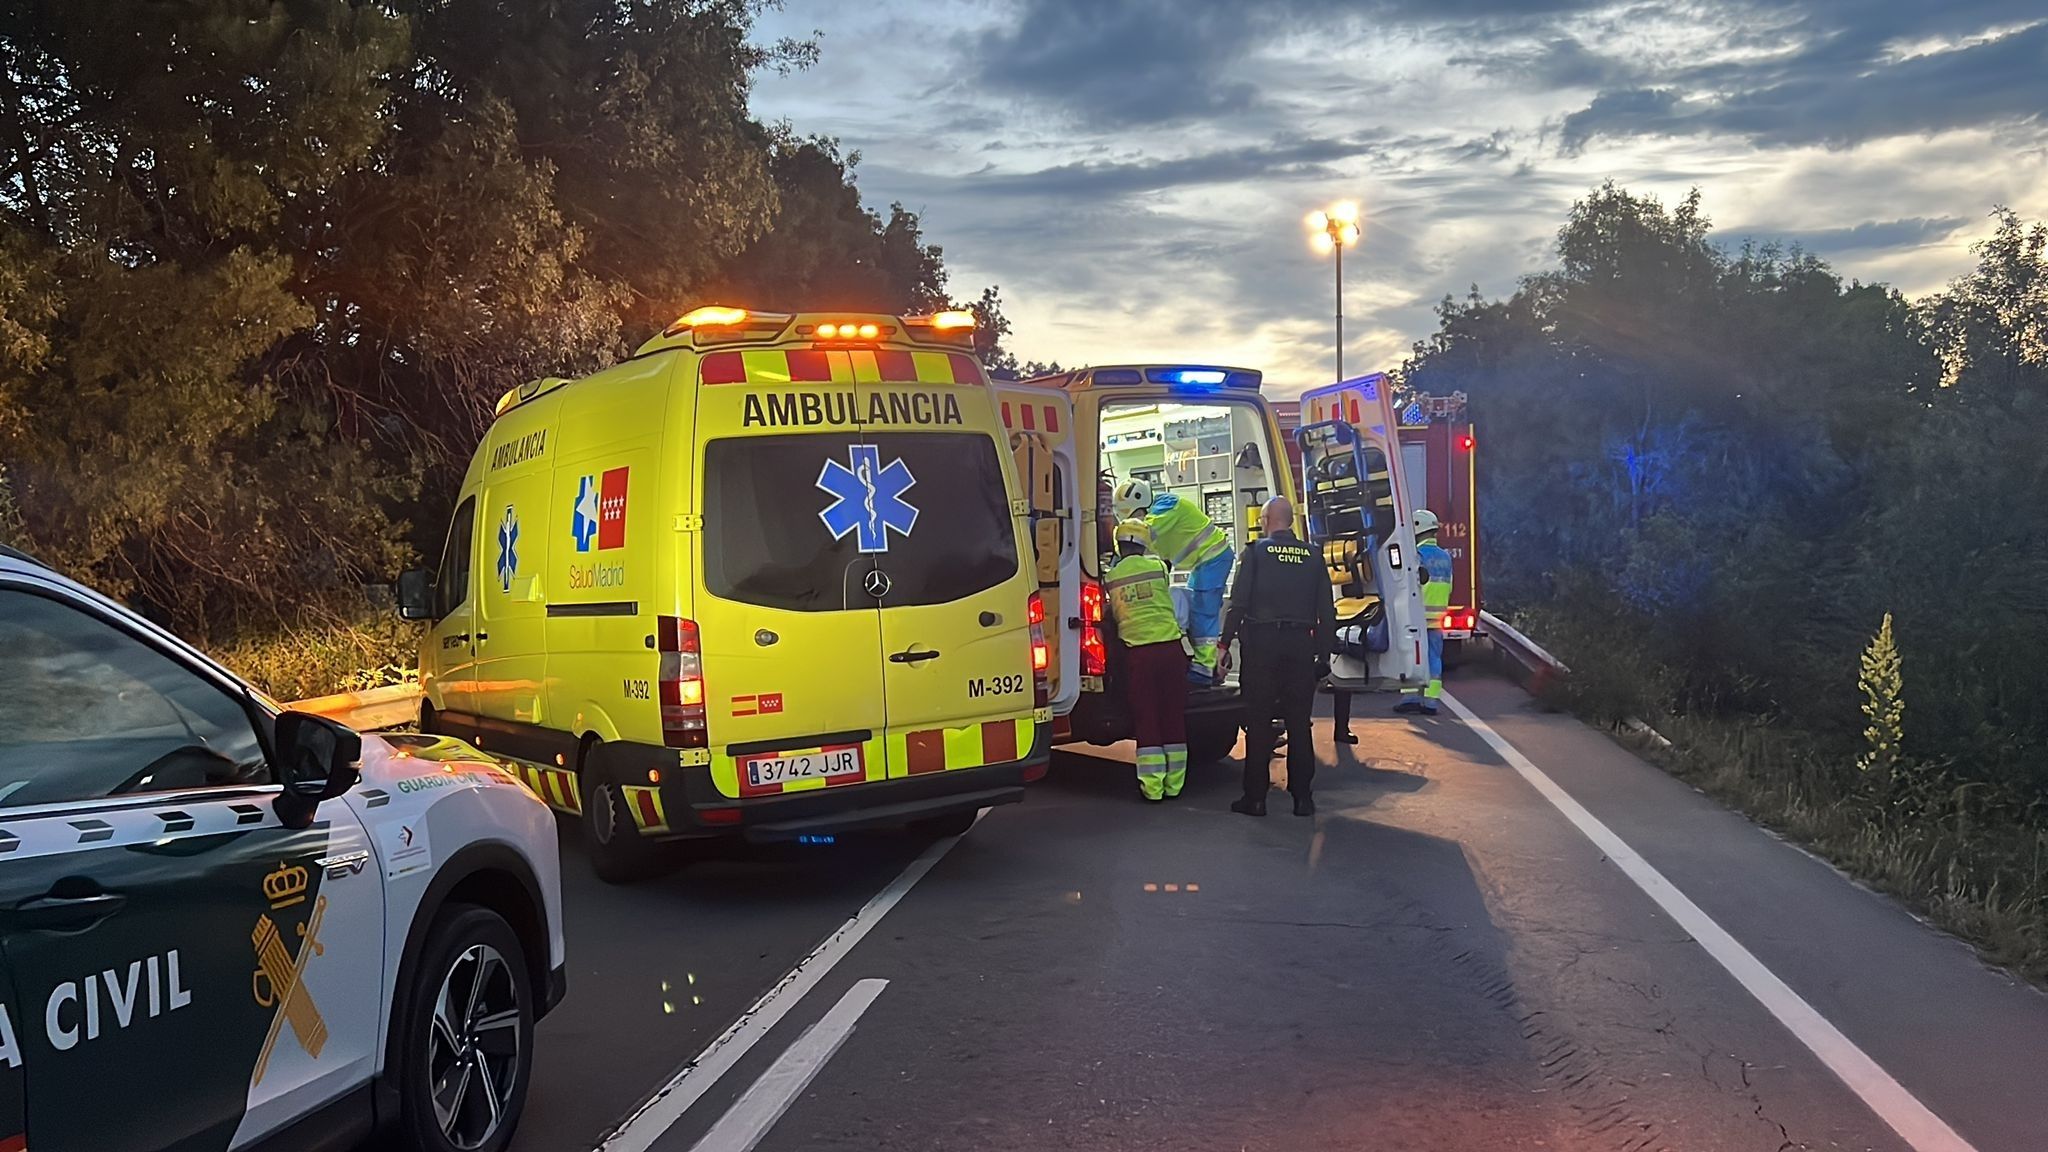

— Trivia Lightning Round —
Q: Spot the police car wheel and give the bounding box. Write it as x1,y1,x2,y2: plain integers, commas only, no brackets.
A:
580,746,659,884
399,905,533,1152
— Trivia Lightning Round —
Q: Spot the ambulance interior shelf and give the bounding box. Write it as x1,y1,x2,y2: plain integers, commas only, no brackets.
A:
1098,398,1277,571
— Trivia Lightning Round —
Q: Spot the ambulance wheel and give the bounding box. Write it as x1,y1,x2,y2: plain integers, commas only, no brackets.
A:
398,904,533,1152
1185,716,1243,765
579,740,659,885
909,809,977,838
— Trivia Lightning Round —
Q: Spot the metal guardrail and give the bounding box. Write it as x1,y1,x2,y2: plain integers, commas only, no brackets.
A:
1479,610,1568,694
287,683,419,732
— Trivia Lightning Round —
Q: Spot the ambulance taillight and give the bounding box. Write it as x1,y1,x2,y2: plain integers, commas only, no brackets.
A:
1028,592,1051,707
657,616,707,748
1080,580,1107,677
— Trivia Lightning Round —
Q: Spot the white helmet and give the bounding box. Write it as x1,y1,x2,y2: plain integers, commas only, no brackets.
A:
1113,478,1153,517
1412,508,1440,537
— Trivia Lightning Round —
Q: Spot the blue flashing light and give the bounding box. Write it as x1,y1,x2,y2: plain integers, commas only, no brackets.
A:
1166,369,1228,386
1093,369,1144,385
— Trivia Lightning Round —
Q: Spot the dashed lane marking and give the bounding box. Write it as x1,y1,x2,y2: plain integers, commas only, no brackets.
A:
1442,689,1979,1152
592,812,985,1152
688,979,889,1152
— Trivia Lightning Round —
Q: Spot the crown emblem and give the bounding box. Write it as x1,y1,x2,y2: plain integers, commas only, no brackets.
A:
264,861,309,909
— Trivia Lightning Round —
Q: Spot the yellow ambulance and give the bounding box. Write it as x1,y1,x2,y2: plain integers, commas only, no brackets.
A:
398,307,1051,881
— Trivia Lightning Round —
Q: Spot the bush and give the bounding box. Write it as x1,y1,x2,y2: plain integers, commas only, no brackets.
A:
211,613,423,703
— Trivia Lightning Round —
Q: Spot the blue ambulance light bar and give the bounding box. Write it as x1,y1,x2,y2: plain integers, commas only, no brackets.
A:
1085,365,1262,389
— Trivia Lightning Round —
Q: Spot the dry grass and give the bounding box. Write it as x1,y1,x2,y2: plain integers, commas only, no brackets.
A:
1621,710,2048,985
211,615,424,703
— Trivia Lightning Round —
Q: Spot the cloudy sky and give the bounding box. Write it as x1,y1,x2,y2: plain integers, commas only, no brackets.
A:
748,1,2048,395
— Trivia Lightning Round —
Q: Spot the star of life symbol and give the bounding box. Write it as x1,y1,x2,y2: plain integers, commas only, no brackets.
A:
818,445,918,553
496,504,519,591
572,474,600,551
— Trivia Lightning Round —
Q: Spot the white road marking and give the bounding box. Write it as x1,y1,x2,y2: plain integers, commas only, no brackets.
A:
1442,690,1979,1152
593,813,983,1152
688,978,889,1152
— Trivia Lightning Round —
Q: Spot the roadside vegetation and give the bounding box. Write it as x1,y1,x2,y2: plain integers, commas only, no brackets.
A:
0,1,1036,667
1406,187,2048,983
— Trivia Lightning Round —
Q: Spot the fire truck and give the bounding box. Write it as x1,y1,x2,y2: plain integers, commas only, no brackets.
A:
1394,391,1481,647
1274,390,1482,650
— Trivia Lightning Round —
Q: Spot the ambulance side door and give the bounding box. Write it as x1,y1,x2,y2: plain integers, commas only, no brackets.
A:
0,582,383,1152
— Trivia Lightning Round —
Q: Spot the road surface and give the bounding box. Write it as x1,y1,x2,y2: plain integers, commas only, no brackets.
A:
508,669,2048,1152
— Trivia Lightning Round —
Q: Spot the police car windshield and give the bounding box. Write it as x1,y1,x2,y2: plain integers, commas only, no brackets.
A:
0,590,268,806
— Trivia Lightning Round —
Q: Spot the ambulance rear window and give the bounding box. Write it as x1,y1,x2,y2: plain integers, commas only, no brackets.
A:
704,433,1018,612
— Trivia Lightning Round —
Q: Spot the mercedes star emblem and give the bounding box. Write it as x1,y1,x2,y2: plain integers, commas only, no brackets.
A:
862,568,892,598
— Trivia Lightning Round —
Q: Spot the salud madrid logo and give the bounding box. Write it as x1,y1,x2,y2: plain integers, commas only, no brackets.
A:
572,466,630,553
818,446,917,553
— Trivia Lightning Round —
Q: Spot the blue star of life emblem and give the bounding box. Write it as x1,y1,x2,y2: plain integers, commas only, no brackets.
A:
571,474,599,552
817,445,918,553
496,505,519,591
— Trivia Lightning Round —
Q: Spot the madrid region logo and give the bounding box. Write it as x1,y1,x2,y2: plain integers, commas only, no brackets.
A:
496,504,519,592
572,466,629,552
818,445,917,553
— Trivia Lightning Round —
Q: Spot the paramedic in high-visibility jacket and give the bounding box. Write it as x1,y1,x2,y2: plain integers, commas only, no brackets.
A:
1396,509,1454,715
1113,478,1234,683
1107,519,1190,801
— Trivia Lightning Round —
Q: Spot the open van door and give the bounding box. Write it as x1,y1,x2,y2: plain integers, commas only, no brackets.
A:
1298,373,1428,693
996,383,1081,719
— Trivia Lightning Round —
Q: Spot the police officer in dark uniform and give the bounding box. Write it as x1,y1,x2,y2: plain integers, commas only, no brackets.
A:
1222,496,1336,816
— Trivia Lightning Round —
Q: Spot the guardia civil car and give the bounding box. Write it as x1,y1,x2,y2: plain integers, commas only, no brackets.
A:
0,546,564,1152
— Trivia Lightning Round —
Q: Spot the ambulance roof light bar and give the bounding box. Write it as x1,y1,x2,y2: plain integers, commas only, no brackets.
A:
901,309,978,348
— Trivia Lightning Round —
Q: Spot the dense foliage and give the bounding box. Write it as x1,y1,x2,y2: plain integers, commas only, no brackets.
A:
0,0,1011,636
1405,182,2048,824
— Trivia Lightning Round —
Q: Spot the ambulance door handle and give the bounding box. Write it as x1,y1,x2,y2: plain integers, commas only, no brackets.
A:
475,632,489,643
889,647,941,665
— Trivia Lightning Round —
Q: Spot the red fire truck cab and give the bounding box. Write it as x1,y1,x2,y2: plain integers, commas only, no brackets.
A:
1396,392,1482,645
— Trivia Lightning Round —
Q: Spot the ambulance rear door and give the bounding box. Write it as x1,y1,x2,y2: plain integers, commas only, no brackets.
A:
691,358,890,802
870,360,1041,779
996,382,1081,716
1299,373,1428,689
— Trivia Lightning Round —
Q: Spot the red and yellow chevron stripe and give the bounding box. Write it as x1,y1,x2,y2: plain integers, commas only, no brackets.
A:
622,784,669,835
999,399,1063,434
699,347,983,388
505,761,583,815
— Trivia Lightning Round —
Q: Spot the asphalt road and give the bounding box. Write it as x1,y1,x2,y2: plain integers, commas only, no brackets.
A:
509,669,2048,1152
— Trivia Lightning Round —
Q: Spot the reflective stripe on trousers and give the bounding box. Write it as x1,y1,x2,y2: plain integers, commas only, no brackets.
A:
1183,549,1234,679
1163,742,1187,798
1137,745,1168,800
1402,630,1446,704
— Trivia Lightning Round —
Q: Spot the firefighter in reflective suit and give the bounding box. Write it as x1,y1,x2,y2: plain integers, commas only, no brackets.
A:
1224,497,1336,817
1107,519,1190,801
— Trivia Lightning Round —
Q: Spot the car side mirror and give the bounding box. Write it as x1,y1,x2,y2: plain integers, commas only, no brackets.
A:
273,711,364,829
397,569,435,620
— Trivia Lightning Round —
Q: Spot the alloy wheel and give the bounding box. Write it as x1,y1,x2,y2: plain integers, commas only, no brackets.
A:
427,942,522,1150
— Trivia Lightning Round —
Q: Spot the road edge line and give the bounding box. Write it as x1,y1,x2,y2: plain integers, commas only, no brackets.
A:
1441,690,1979,1152
688,978,889,1152
593,814,983,1152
